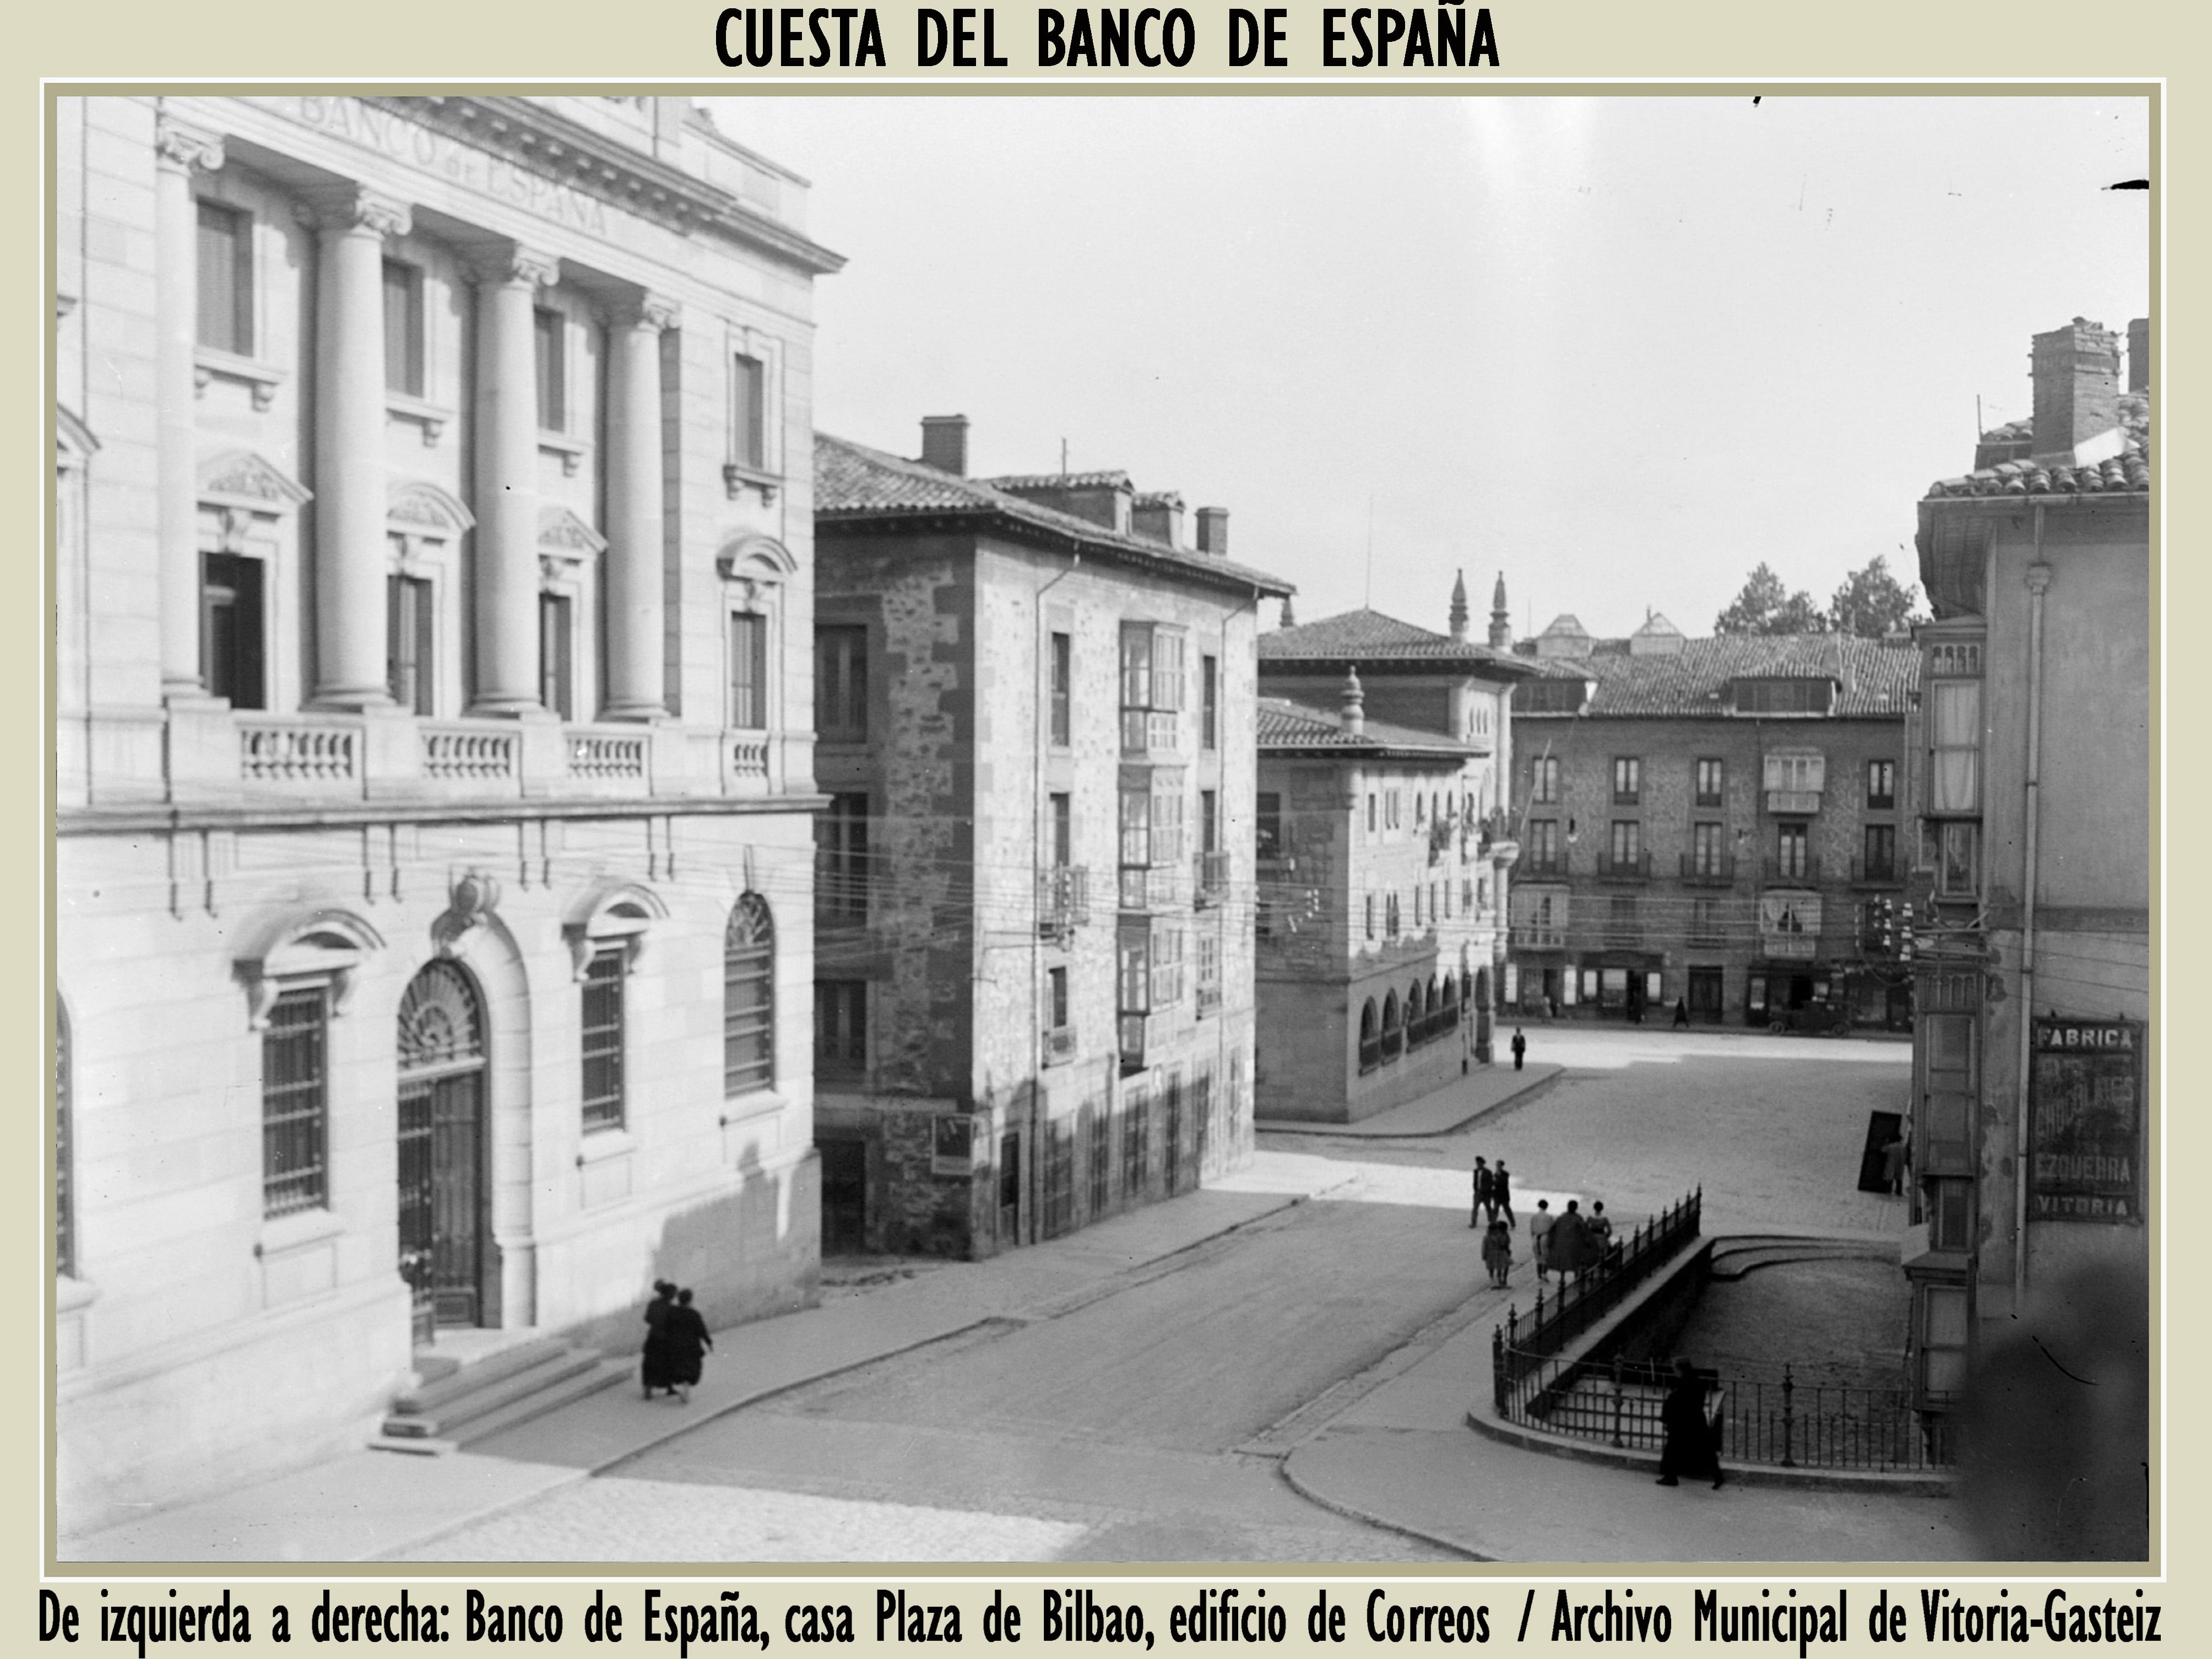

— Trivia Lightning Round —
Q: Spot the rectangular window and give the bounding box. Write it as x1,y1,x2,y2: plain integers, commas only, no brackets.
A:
1047,965,1070,1034
1088,1107,1112,1215
1050,791,1073,868
539,593,574,719
1119,622,1186,752
1256,792,1282,861
1736,679,1834,715
728,611,768,730
1695,757,1724,808
262,987,328,1217
1050,632,1072,747
1151,923,1186,1007
1932,818,1980,897
1386,790,1401,829
387,573,433,715
1607,895,1639,947
1526,818,1560,874
1196,932,1221,1015
1867,759,1897,811
1364,893,1376,940
196,201,252,356
201,552,265,709
382,259,425,397
1691,821,1725,877
1929,680,1981,814
1201,654,1218,750
1118,781,1152,909
1367,794,1378,834
1118,922,1152,1016
1864,823,1897,881
1928,1178,1974,1251
1201,789,1218,855
817,793,870,923
1532,755,1560,804
1612,757,1641,804
533,308,566,432
1764,752,1828,794
1922,1285,1970,1397
814,624,865,741
580,949,626,1132
1123,1088,1150,1197
1608,820,1641,868
815,980,866,1076
1690,897,1725,947
732,353,767,470
1776,822,1810,881
1151,772,1186,868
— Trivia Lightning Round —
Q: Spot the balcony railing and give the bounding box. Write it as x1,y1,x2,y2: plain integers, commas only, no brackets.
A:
1520,854,1568,878
1766,789,1823,816
1764,853,1821,885
1039,865,1091,940
1043,1026,1078,1065
1194,849,1231,908
1595,849,1651,881
1678,853,1736,886
1851,855,1899,885
1510,925,1566,950
238,717,359,784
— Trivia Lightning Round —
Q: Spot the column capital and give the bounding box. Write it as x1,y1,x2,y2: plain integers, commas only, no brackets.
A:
296,184,412,241
637,292,681,332
154,115,225,175
475,245,562,290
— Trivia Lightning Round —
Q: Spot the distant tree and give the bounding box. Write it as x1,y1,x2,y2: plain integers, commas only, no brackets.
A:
1828,555,1926,638
1714,563,1829,636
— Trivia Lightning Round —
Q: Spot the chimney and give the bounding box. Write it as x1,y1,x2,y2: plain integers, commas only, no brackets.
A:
1195,507,1230,557
1131,491,1185,547
1489,571,1512,650
1340,666,1365,738
2029,319,2121,468
920,415,969,476
2128,317,2150,394
1448,570,1470,641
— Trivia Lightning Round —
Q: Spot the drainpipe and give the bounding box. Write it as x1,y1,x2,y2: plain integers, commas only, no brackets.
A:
1030,550,1080,1246
1217,585,1259,1173
2014,525,2051,1314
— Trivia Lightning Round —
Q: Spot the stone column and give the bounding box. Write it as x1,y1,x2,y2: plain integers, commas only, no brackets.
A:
307,186,410,709
601,295,676,721
470,247,560,715
153,115,224,699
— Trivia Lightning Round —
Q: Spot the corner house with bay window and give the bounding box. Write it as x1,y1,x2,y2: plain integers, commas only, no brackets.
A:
53,95,838,1535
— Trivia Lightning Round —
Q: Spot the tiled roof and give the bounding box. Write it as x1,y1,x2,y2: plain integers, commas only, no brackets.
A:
1511,633,1918,718
1927,389,2153,500
815,435,1292,597
984,469,1131,492
1257,608,1536,675
1257,697,1477,759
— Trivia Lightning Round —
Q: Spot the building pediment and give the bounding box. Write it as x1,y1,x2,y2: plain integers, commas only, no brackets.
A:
539,503,608,560
388,478,476,536
200,449,312,512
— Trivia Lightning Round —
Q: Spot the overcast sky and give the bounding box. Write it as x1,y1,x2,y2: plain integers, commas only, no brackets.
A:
707,95,2150,641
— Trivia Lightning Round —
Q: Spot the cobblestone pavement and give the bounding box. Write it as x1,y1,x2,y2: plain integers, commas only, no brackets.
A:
396,1034,1913,1564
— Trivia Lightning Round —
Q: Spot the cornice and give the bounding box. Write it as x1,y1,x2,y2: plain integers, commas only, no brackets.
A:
379,96,846,277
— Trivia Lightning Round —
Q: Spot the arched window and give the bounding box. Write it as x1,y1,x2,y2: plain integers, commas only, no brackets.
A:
1381,991,1402,1062
725,893,776,1094
55,1000,73,1280
1358,998,1381,1075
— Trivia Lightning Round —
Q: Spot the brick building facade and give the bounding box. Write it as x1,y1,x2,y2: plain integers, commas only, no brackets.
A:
1505,616,1917,1030
810,420,1291,1256
53,95,837,1532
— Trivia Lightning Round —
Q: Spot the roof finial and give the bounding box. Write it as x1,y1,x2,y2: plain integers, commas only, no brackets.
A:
1488,570,1513,650
1340,665,1365,738
1280,594,1297,629
1449,569,1470,641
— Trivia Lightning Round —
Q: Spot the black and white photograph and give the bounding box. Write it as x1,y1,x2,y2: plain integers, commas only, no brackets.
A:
50,87,2152,1566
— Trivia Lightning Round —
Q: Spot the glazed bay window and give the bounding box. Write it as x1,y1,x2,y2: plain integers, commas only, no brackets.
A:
262,987,328,1218
1117,921,1152,1070
1120,622,1186,753
1118,777,1151,909
729,611,768,730
1929,680,1981,814
1926,819,1981,899
815,624,866,741
196,200,253,356
1764,751,1826,815
1196,932,1221,1016
579,947,626,1131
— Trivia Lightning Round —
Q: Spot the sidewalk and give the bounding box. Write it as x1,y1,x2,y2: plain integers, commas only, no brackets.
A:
1280,1282,1971,1564
1256,1061,1562,1137
63,1165,1353,1564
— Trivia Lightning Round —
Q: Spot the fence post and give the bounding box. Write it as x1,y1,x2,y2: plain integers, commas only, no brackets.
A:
1780,1363,1797,1470
1610,1353,1624,1448
1492,1323,1507,1417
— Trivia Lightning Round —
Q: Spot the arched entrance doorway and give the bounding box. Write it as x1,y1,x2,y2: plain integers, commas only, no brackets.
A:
397,961,491,1344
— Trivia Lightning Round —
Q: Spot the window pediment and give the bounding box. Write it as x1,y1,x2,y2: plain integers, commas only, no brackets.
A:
388,479,476,538
200,449,312,514
234,906,386,1028
562,881,669,979
717,533,796,583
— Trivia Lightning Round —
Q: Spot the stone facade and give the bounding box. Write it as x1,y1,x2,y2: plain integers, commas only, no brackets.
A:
811,430,1291,1256
53,95,838,1533
1254,587,1528,1123
1506,626,1916,1031
1901,317,2151,1412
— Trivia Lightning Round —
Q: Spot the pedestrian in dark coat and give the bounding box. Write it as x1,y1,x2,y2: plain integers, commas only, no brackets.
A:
1656,1357,1724,1489
1492,1161,1514,1228
641,1279,677,1399
1472,1157,1494,1228
665,1287,714,1402
1481,1218,1514,1287
1550,1200,1593,1279
1672,997,1690,1029
1510,1028,1527,1071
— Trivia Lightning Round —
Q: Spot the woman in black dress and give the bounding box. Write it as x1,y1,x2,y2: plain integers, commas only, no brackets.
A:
666,1288,714,1403
640,1280,677,1399
1656,1357,1724,1489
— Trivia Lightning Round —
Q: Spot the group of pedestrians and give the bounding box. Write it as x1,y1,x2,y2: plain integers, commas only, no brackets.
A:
640,1280,714,1402
1469,1157,1615,1290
